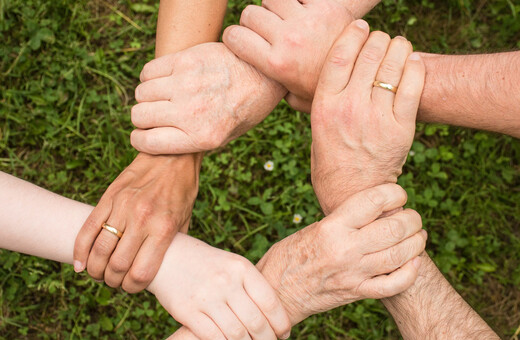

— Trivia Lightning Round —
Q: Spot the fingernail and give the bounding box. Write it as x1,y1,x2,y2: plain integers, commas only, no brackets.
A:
412,257,422,269
281,332,291,339
409,53,421,61
421,229,428,240
73,260,85,273
355,19,369,31
94,279,104,283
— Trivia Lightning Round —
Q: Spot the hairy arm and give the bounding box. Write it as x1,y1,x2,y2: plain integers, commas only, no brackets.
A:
419,52,520,137
382,253,498,339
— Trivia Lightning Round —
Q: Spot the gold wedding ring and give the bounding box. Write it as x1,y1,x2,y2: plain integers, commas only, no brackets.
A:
102,223,123,239
373,80,398,93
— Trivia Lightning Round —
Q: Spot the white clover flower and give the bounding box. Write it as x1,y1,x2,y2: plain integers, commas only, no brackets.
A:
293,214,303,224
409,150,416,157
264,160,274,171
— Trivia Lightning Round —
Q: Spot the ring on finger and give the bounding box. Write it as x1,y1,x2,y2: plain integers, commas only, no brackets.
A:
373,80,398,93
102,223,123,239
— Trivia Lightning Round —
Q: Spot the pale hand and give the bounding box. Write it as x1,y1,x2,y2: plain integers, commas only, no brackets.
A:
130,42,286,155
148,234,291,340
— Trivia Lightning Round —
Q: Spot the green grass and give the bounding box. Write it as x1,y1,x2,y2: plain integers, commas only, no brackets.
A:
1,0,519,338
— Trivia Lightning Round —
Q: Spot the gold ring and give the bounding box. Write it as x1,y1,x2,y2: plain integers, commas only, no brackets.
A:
373,80,398,93
102,223,123,238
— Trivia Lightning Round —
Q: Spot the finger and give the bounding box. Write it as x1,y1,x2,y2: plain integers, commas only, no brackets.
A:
357,209,422,254
205,305,251,340
73,199,112,272
140,54,177,82
243,270,291,339
135,77,175,103
315,19,370,96
262,0,302,19
184,312,227,340
326,183,408,229
347,30,391,96
363,230,427,276
130,128,197,155
122,232,173,293
104,227,144,288
240,5,283,43
372,36,412,109
285,93,312,113
228,293,277,340
131,101,178,129
393,53,425,127
222,25,271,74
86,214,126,281
360,256,422,299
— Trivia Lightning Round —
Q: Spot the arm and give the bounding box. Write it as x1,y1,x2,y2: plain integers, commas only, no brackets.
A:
382,253,498,339
0,171,291,340
418,52,520,138
224,1,520,137
309,22,498,339
73,0,227,293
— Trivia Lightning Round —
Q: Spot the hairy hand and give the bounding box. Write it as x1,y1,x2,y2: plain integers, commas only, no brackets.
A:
257,184,426,324
73,153,201,293
130,42,286,154
148,234,291,340
310,21,425,214
223,0,353,112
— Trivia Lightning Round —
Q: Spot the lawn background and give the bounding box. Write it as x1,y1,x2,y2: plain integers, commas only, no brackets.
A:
1,0,519,338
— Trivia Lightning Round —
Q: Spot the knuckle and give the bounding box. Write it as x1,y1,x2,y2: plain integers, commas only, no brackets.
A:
360,46,383,64
283,32,304,49
156,221,176,240
92,237,115,257
267,54,289,73
229,325,247,339
328,45,353,67
249,314,267,333
134,200,154,219
365,187,386,210
128,267,153,286
213,271,233,287
385,218,405,241
405,209,422,230
108,256,131,274
388,245,404,268
380,59,402,75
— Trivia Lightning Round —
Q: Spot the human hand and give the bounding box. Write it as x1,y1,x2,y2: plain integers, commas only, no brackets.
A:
73,153,202,293
130,42,286,155
310,21,425,214
223,0,353,112
148,234,291,340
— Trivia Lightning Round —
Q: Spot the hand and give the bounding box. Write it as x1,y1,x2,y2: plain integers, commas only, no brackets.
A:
257,184,426,324
148,234,292,340
310,21,425,214
73,153,202,293
223,0,353,112
130,42,286,154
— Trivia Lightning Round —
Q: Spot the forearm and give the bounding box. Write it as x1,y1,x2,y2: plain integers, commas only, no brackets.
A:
156,0,228,57
382,252,498,339
0,171,196,290
418,51,520,137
